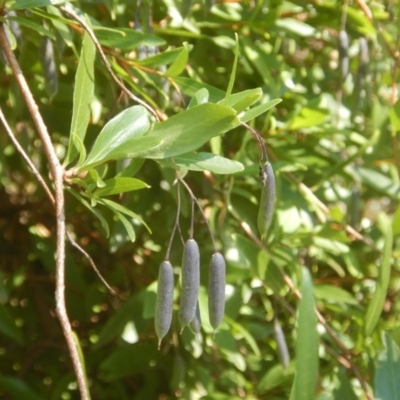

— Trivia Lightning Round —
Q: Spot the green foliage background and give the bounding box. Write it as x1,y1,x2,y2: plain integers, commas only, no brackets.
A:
0,0,399,399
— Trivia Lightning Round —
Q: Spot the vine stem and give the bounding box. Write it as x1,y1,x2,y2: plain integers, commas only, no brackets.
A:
0,24,90,400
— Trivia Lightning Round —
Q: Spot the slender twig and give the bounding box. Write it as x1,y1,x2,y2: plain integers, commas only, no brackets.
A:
284,170,366,242
58,5,159,120
178,177,218,253
165,182,181,260
0,107,55,202
241,121,268,163
190,198,195,239
0,106,115,294
66,232,116,294
0,24,90,400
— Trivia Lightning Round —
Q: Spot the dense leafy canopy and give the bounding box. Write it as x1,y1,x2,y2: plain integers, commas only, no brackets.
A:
0,0,399,399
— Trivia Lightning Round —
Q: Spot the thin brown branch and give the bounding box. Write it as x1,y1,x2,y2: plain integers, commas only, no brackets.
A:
0,106,55,203
0,23,90,400
58,5,160,121
177,176,218,253
0,104,114,294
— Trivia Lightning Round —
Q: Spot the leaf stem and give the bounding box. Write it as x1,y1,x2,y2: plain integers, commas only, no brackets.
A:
165,182,181,260
177,176,217,253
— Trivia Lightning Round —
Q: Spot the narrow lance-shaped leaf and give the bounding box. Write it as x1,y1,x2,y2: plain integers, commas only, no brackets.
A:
164,42,189,77
144,103,237,159
64,25,95,166
81,105,154,169
93,177,149,197
289,267,319,400
173,152,244,174
221,33,239,106
374,332,400,400
365,213,393,336
65,188,110,237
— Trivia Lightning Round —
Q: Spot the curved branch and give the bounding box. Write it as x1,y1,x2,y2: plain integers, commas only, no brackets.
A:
0,23,90,400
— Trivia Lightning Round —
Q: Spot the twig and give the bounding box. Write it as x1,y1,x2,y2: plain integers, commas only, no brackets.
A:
66,232,116,294
282,169,366,242
58,5,159,120
0,107,55,203
0,23,90,400
165,182,181,260
177,176,218,253
0,106,115,294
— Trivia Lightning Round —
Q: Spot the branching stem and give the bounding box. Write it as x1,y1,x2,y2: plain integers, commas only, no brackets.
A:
0,23,90,400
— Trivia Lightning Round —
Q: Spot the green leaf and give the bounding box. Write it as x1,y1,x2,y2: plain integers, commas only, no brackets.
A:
237,98,282,125
333,369,358,400
172,152,244,174
97,198,151,234
221,33,239,106
0,376,44,400
390,99,400,132
275,18,316,37
375,332,400,400
87,169,106,188
5,16,55,39
82,105,153,168
187,88,209,108
9,0,64,10
144,103,237,159
314,284,358,305
224,315,261,357
0,303,23,344
100,343,161,381
93,26,165,50
114,211,136,242
288,107,329,130
174,76,225,103
93,294,141,349
115,158,145,178
96,136,162,166
289,267,319,400
66,188,110,237
221,88,262,113
93,177,149,197
164,42,189,77
258,362,295,393
135,46,187,68
365,213,393,336
71,134,87,167
64,28,95,166
357,167,400,200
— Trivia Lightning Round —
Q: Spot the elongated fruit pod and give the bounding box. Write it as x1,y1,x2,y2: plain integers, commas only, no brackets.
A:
257,161,276,237
40,37,58,96
208,252,226,332
179,239,200,328
274,319,290,370
189,302,201,335
338,29,349,79
154,261,174,348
